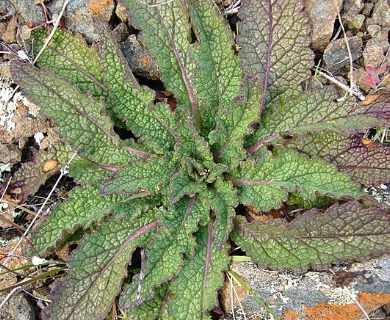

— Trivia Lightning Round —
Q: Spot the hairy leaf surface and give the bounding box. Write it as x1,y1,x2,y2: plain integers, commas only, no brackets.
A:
101,155,176,195
248,87,390,153
33,184,156,254
120,197,209,309
210,79,262,169
44,213,159,320
238,0,313,103
287,132,390,186
123,0,198,121
99,30,175,152
233,151,362,211
32,29,106,96
189,0,242,134
160,224,230,319
11,63,134,166
7,0,390,319
354,93,390,121
231,201,390,271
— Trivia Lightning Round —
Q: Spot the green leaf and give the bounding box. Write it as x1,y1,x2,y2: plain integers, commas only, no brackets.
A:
99,30,175,152
169,170,206,203
32,184,155,254
233,151,362,211
188,0,242,135
44,214,158,320
120,196,209,310
174,110,213,161
101,155,176,195
125,282,171,319
123,0,199,124
248,87,390,152
10,63,135,166
160,224,230,319
206,178,237,244
32,29,106,97
287,132,390,186
238,0,313,103
210,78,262,169
231,201,390,272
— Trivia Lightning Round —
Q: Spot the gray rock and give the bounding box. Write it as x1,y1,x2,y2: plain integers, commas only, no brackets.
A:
305,0,343,52
7,0,44,22
363,38,384,68
0,0,14,20
365,0,390,52
46,0,109,42
367,24,382,40
112,22,129,43
366,0,390,29
350,14,365,29
323,36,363,74
0,291,37,320
120,35,161,80
341,0,364,25
362,2,374,16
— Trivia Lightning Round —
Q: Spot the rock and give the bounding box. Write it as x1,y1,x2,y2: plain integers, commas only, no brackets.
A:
362,2,374,16
0,0,15,20
365,0,390,52
341,0,364,25
0,77,50,144
0,291,37,320
0,15,17,43
323,36,363,74
366,0,390,30
363,39,384,68
305,0,343,52
222,256,390,319
120,35,161,80
0,143,22,163
367,24,382,40
115,1,128,23
44,0,114,42
8,0,44,22
112,22,129,43
350,14,365,30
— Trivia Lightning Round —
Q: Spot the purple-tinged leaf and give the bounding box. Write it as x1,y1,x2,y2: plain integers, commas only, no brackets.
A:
123,0,201,127
10,63,136,166
233,150,362,211
287,132,390,186
159,223,230,319
189,0,242,135
33,183,156,254
43,214,159,320
247,87,390,155
119,196,209,310
231,201,390,272
238,0,313,106
352,93,390,122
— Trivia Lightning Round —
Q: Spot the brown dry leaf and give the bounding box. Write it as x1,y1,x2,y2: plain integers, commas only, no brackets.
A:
246,205,283,222
220,274,249,312
361,94,380,105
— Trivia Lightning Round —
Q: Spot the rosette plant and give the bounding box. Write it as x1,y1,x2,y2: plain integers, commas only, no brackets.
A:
10,0,390,319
